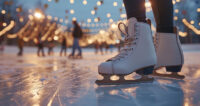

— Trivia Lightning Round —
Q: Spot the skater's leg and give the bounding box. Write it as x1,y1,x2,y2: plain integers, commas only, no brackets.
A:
41,48,45,57
51,48,54,55
18,47,22,56
64,48,67,56
123,0,146,22
21,47,23,56
37,48,40,56
48,48,50,56
151,0,184,79
150,0,174,33
73,38,79,56
77,39,82,56
71,39,76,56
60,48,63,56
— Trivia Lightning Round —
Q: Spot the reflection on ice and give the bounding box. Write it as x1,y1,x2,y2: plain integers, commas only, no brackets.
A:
109,90,119,95
0,52,200,106
194,69,200,78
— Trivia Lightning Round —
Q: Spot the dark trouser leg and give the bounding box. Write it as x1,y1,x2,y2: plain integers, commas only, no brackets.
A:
150,0,174,33
123,0,146,22
60,48,63,56
41,47,45,56
37,48,40,56
48,48,51,56
76,39,82,56
64,48,67,56
48,49,50,56
18,47,22,56
21,47,23,55
72,39,77,56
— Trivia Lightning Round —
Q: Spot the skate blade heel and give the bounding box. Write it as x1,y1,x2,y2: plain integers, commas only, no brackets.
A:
152,65,185,79
136,66,155,75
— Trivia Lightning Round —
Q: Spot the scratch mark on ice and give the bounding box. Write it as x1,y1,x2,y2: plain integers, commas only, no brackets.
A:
47,86,60,106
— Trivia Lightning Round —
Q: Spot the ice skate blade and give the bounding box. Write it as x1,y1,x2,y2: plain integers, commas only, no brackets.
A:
152,72,185,80
95,77,154,85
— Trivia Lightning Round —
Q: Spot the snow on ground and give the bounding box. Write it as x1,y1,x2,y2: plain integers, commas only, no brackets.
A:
0,45,200,106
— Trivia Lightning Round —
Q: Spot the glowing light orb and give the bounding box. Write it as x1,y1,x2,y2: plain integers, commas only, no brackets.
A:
47,15,52,20
190,20,194,25
1,10,6,14
87,19,91,23
113,2,117,6
109,19,113,23
107,13,111,18
91,10,95,15
99,30,105,34
174,16,178,21
145,2,151,8
54,36,59,40
70,0,74,4
94,18,98,22
197,8,200,12
70,9,74,14
34,12,42,19
83,0,87,5
97,1,101,6
72,17,76,21
111,23,117,29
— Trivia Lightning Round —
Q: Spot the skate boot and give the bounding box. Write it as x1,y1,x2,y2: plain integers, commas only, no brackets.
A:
68,54,74,59
75,54,83,59
96,17,157,85
153,28,185,79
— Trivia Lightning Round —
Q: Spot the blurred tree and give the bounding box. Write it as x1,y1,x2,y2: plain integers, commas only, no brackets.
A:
174,0,200,43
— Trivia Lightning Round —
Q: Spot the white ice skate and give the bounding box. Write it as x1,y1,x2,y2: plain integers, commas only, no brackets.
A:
96,17,157,85
153,28,185,79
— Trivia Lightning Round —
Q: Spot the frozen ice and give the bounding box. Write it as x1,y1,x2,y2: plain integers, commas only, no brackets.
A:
0,45,200,106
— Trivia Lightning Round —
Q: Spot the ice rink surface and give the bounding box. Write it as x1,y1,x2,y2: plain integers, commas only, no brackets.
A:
0,45,200,106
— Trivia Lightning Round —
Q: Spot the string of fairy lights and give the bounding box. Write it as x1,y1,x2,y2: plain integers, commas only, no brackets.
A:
42,0,126,33
0,0,200,42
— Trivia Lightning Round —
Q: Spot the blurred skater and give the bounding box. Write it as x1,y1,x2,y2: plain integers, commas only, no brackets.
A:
36,34,45,57
69,20,83,59
104,42,109,54
0,43,4,55
0,37,5,55
48,39,54,56
17,37,24,56
60,37,67,56
94,40,103,55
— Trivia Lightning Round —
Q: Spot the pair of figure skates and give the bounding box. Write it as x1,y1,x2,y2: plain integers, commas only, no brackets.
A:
96,17,185,85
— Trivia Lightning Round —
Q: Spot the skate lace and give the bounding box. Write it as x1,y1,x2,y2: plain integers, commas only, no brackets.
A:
108,22,139,61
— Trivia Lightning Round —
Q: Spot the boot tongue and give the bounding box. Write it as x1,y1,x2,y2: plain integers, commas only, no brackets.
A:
127,17,137,37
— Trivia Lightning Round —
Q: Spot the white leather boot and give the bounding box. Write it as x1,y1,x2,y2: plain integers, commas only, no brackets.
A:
96,17,157,85
154,29,185,79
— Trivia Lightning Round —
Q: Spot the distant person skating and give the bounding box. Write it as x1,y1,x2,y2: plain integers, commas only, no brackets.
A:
36,33,45,57
69,20,83,59
48,39,54,56
60,37,67,56
0,39,5,55
17,37,24,56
